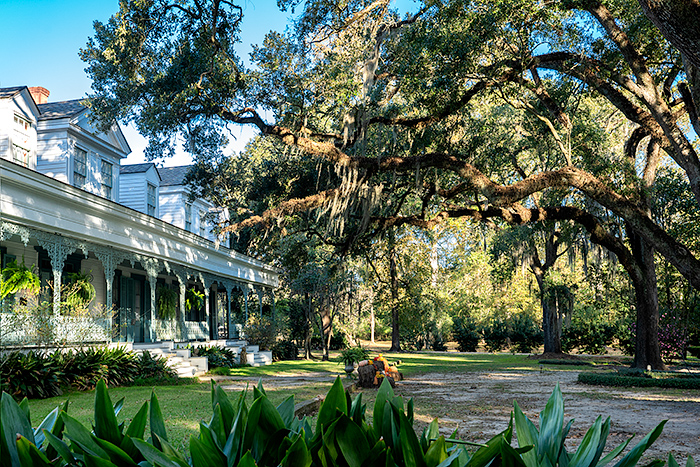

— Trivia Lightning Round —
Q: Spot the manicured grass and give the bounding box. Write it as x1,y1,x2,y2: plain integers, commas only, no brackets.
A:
28,379,333,452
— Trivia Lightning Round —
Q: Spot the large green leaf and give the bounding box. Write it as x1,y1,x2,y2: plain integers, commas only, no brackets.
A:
611,421,666,467
372,378,395,438
316,377,348,433
350,393,365,426
18,398,30,424
62,413,109,459
43,400,68,462
120,400,148,460
596,436,632,467
513,400,539,467
33,405,60,449
93,436,139,467
568,416,602,467
243,393,287,460
206,404,227,451
277,395,296,429
42,429,76,465
16,435,51,467
132,438,185,467
421,419,440,454
150,391,168,449
395,402,427,467
191,434,228,467
538,384,564,465
223,399,248,466
212,382,236,434
94,380,122,446
1,391,35,467
425,436,448,467
280,434,312,467
336,415,371,467
83,453,118,467
237,451,259,467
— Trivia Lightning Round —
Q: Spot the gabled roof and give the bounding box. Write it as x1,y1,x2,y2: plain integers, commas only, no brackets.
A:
0,86,25,99
159,165,193,186
37,100,86,120
120,163,162,180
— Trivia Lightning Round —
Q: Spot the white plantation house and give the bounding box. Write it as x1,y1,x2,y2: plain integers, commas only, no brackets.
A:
0,85,278,347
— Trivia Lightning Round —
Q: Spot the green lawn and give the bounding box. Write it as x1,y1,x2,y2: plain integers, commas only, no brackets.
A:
25,351,601,453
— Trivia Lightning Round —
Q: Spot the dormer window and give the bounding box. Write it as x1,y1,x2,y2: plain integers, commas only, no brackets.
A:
199,210,206,237
12,114,32,167
74,148,87,189
147,183,156,216
101,160,113,198
185,203,192,232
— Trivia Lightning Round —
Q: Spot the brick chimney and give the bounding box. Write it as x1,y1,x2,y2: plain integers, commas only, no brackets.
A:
28,86,50,104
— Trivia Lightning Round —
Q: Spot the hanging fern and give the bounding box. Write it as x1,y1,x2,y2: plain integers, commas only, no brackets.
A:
185,288,205,313
156,285,178,320
0,258,40,299
63,271,96,310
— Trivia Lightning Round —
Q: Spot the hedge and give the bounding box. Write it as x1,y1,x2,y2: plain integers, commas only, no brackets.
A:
578,371,700,389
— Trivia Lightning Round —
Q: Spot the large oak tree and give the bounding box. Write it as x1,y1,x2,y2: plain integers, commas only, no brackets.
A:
82,0,700,368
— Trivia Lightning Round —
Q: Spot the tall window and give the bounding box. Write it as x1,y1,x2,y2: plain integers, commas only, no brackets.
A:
12,114,32,167
199,210,206,237
147,183,157,216
74,148,87,189
100,160,113,198
185,203,192,231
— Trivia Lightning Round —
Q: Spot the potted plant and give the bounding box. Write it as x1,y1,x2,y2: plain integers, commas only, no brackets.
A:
63,271,96,310
156,285,177,319
339,346,369,376
0,257,40,300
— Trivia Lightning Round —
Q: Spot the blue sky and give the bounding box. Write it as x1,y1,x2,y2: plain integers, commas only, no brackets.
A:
0,0,295,166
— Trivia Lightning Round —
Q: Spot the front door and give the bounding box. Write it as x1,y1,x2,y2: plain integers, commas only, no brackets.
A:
119,277,144,342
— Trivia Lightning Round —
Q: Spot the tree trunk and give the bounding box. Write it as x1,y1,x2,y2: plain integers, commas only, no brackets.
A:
321,304,331,361
389,230,401,352
304,292,312,359
535,271,562,354
629,232,667,370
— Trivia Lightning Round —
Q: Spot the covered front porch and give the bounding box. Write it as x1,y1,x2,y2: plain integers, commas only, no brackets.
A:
0,159,278,346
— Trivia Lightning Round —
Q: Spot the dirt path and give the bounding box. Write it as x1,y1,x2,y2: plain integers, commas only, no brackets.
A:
214,369,700,463
396,370,700,463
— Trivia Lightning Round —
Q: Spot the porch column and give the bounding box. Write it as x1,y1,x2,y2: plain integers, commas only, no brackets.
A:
271,289,276,319
225,285,232,339
94,246,124,339
173,268,188,341
36,233,77,314
243,288,249,324
142,258,159,342
256,286,264,318
204,287,211,340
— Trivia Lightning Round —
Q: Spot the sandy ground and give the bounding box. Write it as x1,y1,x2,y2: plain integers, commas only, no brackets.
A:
214,368,700,463
396,370,700,463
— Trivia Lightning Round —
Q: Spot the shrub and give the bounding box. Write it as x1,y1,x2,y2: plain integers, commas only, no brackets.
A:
243,315,278,350
579,371,700,389
135,351,177,382
329,331,348,350
338,346,369,365
658,309,689,360
452,316,480,352
509,314,542,353
271,339,299,361
190,345,237,368
431,334,448,351
0,351,61,399
0,378,687,467
52,346,138,390
482,316,509,352
561,306,617,355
